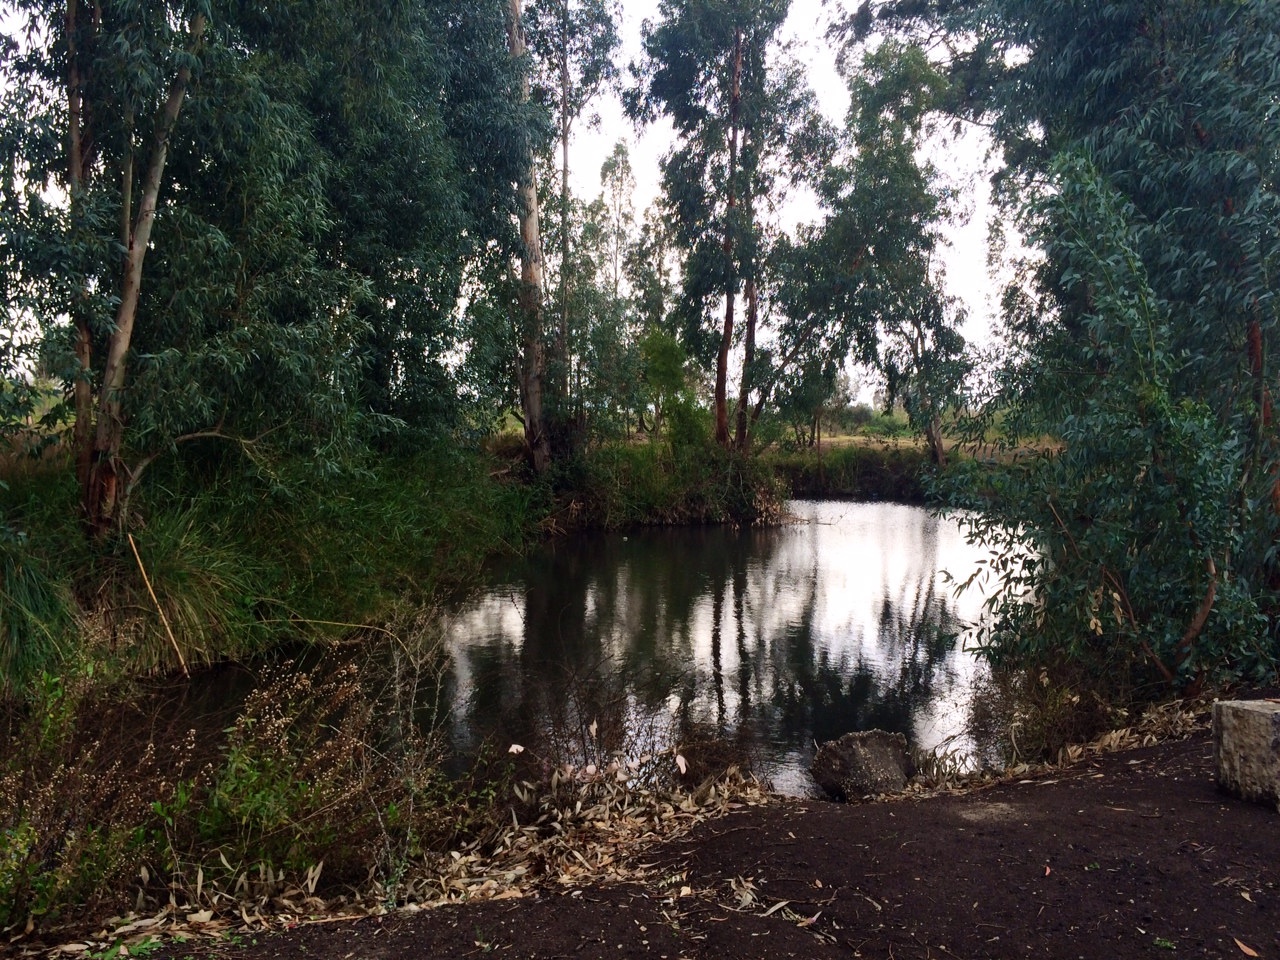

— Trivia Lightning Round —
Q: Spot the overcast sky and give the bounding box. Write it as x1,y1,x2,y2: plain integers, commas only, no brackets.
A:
565,0,1001,345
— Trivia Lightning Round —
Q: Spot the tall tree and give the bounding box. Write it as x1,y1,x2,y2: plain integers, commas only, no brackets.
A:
57,1,208,535
855,0,1280,685
631,0,831,449
800,41,969,466
599,141,635,300
506,0,553,473
525,0,619,450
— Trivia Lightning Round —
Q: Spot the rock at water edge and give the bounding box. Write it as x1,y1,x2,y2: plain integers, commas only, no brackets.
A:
811,730,913,801
1213,700,1280,809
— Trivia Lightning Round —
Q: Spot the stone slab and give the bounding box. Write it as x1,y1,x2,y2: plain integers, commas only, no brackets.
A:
1213,699,1280,809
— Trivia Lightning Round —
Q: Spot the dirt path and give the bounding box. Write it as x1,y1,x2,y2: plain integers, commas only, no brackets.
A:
139,733,1277,960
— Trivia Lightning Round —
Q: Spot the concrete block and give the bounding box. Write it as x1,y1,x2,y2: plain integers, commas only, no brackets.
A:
1213,699,1280,809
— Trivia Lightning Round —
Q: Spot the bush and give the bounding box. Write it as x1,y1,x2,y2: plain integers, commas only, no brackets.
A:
769,443,931,502
565,439,786,530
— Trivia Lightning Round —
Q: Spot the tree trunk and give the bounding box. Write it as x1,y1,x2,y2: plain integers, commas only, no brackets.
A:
84,12,205,537
507,0,551,475
557,2,571,395
733,274,757,450
714,27,743,448
924,413,947,467
67,0,96,512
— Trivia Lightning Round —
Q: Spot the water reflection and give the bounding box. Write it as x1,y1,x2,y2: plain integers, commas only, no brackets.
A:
440,501,989,796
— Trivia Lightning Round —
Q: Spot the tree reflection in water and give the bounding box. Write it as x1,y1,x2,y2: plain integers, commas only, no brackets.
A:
438,502,989,795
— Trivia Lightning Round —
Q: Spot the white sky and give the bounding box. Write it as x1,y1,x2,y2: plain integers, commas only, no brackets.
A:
567,0,1001,346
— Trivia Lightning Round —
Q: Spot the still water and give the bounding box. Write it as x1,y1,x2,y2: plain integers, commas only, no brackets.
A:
438,501,992,796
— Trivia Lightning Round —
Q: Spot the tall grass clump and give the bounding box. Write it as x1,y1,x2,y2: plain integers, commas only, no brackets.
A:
1,441,544,680
0,451,79,693
0,528,71,696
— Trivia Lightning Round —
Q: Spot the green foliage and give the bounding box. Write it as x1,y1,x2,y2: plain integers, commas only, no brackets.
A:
566,436,785,529
0,525,70,696
525,0,620,138
768,443,929,502
0,0,536,534
782,40,969,463
864,0,1280,688
950,159,1272,687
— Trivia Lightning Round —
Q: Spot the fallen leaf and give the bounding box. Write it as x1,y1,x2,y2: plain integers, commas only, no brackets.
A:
1240,892,1254,903
1234,938,1259,957
1044,866,1051,877
508,744,525,755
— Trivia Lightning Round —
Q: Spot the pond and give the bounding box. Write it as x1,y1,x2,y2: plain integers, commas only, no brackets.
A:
437,500,994,796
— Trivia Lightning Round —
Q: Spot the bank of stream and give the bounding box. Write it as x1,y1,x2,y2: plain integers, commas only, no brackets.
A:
2,444,968,935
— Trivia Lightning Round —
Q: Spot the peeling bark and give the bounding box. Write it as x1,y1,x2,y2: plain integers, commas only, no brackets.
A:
507,0,551,475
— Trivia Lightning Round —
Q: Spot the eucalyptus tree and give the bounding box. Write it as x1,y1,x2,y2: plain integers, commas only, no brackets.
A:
626,204,680,339
832,42,967,466
505,0,553,473
535,146,647,440
0,0,212,536
630,0,833,450
525,0,619,438
851,0,1280,685
0,0,535,532
599,141,635,300
770,42,966,465
626,203,685,434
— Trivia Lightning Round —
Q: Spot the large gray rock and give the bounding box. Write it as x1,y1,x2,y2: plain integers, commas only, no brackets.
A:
1214,700,1280,809
811,729,913,801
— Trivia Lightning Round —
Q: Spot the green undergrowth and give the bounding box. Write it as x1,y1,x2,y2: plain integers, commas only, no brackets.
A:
557,439,787,530
0,444,543,686
767,442,932,502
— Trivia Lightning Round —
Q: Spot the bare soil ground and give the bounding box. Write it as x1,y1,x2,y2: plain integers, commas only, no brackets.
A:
140,731,1278,960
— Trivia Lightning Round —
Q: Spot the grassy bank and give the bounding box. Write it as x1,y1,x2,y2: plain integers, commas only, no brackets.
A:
0,436,794,935
0,434,797,688
1,443,543,686
767,439,933,503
